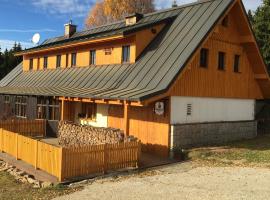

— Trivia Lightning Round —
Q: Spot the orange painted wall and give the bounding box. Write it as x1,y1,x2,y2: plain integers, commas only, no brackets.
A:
23,23,166,71
169,8,263,99
108,102,170,157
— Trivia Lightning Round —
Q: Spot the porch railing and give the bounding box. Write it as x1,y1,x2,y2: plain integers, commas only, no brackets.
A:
0,128,141,181
0,119,46,137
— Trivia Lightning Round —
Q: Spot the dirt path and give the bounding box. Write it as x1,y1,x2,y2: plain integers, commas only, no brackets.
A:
55,163,270,200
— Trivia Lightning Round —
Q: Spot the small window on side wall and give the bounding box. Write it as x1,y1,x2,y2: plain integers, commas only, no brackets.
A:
29,58,33,70
37,58,40,70
234,55,240,73
122,45,130,63
218,52,226,71
66,54,69,67
90,50,96,65
56,55,61,68
71,53,77,67
44,57,48,69
200,48,209,68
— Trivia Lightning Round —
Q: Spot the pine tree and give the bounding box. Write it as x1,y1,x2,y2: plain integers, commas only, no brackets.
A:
0,43,23,79
252,0,270,69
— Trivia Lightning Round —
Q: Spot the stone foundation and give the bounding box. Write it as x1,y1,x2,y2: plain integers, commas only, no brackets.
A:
171,121,257,149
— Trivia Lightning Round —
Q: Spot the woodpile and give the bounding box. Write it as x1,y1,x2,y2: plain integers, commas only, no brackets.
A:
58,121,137,147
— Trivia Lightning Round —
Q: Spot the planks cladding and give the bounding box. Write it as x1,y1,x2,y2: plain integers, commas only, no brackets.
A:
169,2,263,99
108,102,170,157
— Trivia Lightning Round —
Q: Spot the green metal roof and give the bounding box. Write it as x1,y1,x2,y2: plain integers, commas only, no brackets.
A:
0,0,235,101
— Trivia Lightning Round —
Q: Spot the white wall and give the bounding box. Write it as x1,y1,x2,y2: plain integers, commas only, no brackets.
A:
170,97,255,124
79,104,108,128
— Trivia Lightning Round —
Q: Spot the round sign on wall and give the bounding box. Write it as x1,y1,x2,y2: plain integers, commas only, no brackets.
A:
155,101,165,116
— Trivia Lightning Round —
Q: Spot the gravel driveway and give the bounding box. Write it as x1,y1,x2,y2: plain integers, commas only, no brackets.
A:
55,163,270,200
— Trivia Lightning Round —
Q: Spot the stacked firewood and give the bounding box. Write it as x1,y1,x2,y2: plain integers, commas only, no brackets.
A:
58,121,137,147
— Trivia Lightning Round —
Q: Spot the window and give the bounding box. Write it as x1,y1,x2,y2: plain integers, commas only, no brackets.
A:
56,55,61,68
29,59,33,70
222,16,229,27
90,50,96,65
80,103,97,121
234,55,240,73
187,104,192,116
48,98,60,120
15,96,27,118
4,95,10,113
37,97,47,119
122,45,130,63
37,97,60,120
4,95,10,104
71,53,77,66
37,58,40,70
66,54,69,67
218,52,226,70
200,48,209,68
44,56,48,69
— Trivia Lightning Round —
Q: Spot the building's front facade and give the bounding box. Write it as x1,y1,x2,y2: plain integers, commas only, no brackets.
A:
0,0,270,157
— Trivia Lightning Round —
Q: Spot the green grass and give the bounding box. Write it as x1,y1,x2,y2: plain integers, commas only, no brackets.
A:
0,171,77,200
187,135,270,167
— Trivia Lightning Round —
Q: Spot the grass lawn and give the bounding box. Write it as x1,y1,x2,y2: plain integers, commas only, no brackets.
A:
0,171,79,200
187,134,270,168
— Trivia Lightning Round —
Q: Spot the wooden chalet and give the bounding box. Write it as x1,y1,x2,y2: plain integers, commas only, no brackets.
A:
0,0,270,157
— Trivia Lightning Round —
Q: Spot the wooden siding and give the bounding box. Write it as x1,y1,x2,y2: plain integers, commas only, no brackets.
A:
135,23,166,58
0,129,140,181
169,3,264,99
108,101,170,157
23,37,136,71
22,24,165,71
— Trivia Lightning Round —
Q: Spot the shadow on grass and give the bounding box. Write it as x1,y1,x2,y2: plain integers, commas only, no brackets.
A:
224,134,270,151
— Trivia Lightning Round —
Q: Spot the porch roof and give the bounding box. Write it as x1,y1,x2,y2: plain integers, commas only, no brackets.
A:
0,0,234,101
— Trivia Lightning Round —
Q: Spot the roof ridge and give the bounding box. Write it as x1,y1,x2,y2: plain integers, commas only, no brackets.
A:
81,0,215,33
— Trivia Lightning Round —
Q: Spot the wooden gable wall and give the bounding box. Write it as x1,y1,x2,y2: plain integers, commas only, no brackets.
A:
169,1,266,99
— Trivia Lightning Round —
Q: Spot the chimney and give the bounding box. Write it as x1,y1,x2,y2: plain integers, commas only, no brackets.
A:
172,0,178,7
64,20,77,37
125,13,144,26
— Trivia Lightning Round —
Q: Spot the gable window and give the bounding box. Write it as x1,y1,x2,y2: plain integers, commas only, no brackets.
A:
71,53,77,67
222,16,229,27
56,55,61,68
15,96,27,118
90,50,96,65
29,59,33,70
200,48,209,68
122,45,130,63
66,54,69,67
44,56,48,69
218,52,226,70
234,55,240,73
80,103,97,121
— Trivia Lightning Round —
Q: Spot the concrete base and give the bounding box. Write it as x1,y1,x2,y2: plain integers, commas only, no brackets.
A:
170,121,257,149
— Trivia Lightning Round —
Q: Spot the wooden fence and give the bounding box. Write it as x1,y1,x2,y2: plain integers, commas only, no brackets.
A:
0,129,141,181
0,119,46,137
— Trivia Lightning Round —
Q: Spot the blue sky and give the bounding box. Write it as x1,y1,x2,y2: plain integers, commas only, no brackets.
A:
0,0,262,52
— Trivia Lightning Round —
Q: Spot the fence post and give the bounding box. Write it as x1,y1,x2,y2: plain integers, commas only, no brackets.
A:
59,147,64,182
0,129,3,152
35,140,38,170
103,144,108,174
16,134,18,160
